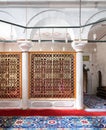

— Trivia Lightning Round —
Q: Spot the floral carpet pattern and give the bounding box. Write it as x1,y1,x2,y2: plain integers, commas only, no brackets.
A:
0,116,106,129
84,94,106,109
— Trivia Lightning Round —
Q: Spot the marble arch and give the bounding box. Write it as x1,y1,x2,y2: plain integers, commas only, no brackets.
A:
81,10,106,39
26,9,75,41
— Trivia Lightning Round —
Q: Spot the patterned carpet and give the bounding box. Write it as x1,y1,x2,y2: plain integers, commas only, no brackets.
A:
0,116,106,129
84,94,106,109
0,94,105,129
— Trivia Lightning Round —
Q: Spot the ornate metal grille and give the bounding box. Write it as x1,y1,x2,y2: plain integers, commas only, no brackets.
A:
0,53,22,99
29,52,76,99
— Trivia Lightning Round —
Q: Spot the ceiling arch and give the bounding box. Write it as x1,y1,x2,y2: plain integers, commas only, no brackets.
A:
30,17,74,42
81,10,106,40
88,18,106,41
28,9,75,42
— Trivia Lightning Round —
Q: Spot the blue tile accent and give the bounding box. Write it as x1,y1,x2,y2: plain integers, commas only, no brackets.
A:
0,116,105,129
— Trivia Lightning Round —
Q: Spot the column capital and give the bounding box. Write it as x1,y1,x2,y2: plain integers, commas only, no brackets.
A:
72,40,87,52
18,40,32,52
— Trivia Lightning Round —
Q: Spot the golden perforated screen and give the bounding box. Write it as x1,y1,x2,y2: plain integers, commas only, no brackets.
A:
29,52,76,99
0,53,22,99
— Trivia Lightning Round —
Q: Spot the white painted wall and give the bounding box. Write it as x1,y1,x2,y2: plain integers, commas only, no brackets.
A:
96,43,106,86
83,42,106,94
83,44,98,94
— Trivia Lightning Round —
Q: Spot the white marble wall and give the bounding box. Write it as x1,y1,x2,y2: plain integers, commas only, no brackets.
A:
96,43,106,86
0,6,106,108
0,41,105,109
83,44,98,94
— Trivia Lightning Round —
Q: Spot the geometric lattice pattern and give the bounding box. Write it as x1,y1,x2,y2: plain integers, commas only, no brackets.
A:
0,53,22,99
29,52,76,99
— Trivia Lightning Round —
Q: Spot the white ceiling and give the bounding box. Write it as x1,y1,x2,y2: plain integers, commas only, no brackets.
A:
0,0,106,8
0,0,106,42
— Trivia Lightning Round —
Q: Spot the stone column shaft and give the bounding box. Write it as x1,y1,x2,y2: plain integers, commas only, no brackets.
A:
76,51,83,109
72,41,87,109
22,52,29,109
18,40,32,109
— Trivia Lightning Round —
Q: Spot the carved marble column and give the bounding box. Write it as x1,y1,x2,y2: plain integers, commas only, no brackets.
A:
72,41,86,109
18,40,32,109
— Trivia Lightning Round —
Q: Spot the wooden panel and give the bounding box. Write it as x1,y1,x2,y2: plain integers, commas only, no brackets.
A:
0,52,22,99
29,52,76,99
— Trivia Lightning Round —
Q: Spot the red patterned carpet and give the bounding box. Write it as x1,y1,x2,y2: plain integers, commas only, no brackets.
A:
0,109,106,116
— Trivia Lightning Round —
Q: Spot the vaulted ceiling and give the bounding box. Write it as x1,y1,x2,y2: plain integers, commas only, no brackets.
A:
0,0,106,42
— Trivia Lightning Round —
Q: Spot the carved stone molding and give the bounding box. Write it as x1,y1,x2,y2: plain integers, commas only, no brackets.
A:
18,40,32,52
72,40,87,52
